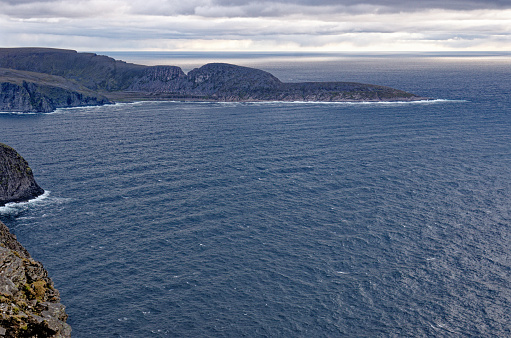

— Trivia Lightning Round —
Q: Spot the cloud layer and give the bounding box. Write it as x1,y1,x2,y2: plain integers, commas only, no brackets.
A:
1,0,510,51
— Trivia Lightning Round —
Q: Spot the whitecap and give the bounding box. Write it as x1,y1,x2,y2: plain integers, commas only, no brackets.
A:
45,98,469,115
0,111,38,115
188,98,468,106
0,190,51,215
151,329,169,334
49,104,111,115
270,99,467,105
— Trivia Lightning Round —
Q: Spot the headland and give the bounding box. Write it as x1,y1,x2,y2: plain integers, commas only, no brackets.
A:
0,48,428,113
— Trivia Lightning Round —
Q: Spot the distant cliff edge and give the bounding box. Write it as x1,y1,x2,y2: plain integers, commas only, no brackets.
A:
0,48,428,113
0,67,110,113
0,144,70,337
0,143,44,206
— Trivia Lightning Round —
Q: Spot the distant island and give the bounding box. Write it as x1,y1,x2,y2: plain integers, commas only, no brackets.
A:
0,48,427,113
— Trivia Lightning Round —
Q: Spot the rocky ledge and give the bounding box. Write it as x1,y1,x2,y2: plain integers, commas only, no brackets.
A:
0,144,44,207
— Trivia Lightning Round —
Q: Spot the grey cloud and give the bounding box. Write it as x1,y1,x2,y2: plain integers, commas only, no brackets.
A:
129,0,511,18
2,0,511,20
211,0,510,9
1,0,510,53
157,0,511,19
0,0,125,19
1,0,52,3
197,0,511,16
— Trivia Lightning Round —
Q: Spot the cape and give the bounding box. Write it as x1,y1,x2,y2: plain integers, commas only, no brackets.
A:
0,48,427,113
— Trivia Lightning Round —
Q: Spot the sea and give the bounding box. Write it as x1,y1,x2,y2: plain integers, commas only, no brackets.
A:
1,52,511,337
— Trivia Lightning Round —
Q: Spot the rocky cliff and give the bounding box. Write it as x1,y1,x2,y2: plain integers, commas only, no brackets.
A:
0,143,44,206
118,62,423,102
0,68,111,113
0,220,71,337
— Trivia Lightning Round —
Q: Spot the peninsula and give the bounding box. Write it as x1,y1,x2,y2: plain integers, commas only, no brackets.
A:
0,48,427,113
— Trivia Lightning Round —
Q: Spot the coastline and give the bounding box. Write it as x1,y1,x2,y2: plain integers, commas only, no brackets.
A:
0,48,428,113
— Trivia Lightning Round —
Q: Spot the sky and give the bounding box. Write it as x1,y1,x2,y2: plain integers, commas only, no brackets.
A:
1,0,511,52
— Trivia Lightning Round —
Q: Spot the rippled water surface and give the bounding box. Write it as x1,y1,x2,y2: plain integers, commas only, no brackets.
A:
1,55,511,336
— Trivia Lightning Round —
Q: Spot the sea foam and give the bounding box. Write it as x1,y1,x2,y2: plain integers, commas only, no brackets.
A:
0,191,51,216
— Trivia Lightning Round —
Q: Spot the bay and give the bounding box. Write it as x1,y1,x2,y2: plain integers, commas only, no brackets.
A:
1,54,511,336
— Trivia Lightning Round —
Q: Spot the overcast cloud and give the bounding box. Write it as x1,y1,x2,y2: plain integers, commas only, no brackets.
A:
1,0,510,51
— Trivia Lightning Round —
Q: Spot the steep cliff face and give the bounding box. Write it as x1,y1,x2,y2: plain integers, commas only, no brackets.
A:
0,144,44,206
0,83,35,112
125,63,284,100
0,81,111,113
127,66,187,92
0,221,71,337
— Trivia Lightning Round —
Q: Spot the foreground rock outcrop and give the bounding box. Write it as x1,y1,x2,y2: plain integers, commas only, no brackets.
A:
0,221,71,337
0,144,44,206
0,48,427,112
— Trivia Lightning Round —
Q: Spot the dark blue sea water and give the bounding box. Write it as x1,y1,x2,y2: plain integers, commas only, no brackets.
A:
1,54,511,337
